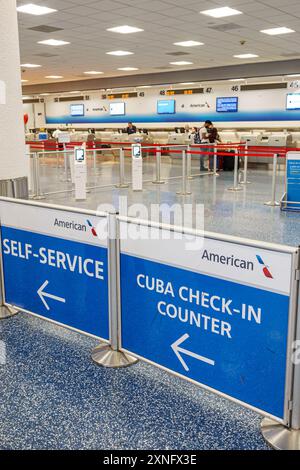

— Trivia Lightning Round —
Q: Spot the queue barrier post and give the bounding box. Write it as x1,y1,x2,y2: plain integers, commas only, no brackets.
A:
152,146,165,184
31,153,46,200
115,148,129,189
241,143,251,185
264,153,280,207
0,229,19,320
213,144,219,177
187,145,193,180
91,213,138,368
228,149,243,192
176,149,192,196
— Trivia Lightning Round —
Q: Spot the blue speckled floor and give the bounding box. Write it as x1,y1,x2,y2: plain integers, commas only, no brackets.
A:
0,313,269,450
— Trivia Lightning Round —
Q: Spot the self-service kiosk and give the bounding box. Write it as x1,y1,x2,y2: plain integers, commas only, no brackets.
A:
132,144,143,191
74,147,87,200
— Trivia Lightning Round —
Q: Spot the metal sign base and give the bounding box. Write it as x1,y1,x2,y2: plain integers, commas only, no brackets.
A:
0,305,19,320
152,180,165,185
91,344,138,368
227,186,243,192
176,191,192,196
261,418,300,450
264,201,280,207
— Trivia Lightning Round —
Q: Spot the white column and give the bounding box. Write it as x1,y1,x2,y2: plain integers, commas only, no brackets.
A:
0,0,28,180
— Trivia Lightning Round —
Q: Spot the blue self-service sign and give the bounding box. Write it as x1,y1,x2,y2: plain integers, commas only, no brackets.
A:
120,223,296,420
286,152,300,210
0,202,109,339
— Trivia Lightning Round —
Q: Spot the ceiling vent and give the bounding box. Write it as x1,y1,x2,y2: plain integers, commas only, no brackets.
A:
209,23,242,32
166,51,190,56
28,25,63,33
34,52,58,58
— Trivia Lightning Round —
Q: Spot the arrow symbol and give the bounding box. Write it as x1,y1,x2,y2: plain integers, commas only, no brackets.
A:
171,333,215,372
37,280,66,311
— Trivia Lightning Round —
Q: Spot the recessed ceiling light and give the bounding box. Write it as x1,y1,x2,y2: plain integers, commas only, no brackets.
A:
200,7,242,18
170,61,194,65
106,50,134,56
228,78,246,81
45,75,63,79
69,91,81,94
38,39,70,46
234,54,258,59
40,93,50,96
84,71,104,75
22,96,32,99
286,74,300,77
21,79,29,82
180,82,196,85
118,67,139,71
261,27,295,35
17,3,57,15
174,41,204,47
107,25,144,34
21,63,41,68
137,85,151,89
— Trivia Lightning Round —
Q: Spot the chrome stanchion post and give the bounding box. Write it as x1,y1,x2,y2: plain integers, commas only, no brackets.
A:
32,153,45,200
177,149,192,196
93,143,97,175
0,229,18,320
92,214,138,368
152,146,165,184
261,252,300,450
213,144,219,177
228,149,242,191
264,153,280,206
187,145,193,180
241,143,251,185
115,148,129,189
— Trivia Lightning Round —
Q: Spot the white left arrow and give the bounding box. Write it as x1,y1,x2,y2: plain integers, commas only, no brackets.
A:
171,333,215,372
37,280,66,311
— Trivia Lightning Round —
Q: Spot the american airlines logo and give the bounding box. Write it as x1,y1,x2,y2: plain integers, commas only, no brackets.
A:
53,218,98,237
201,250,274,279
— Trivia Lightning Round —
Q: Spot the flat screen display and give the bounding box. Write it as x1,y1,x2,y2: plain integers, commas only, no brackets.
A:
38,133,48,141
70,104,85,116
216,97,238,113
157,100,176,114
286,93,300,110
110,102,126,116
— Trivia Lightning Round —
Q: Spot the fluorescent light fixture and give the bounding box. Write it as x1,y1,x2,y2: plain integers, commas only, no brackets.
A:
107,25,144,34
38,39,70,46
286,74,300,77
69,91,80,94
21,63,41,68
40,93,50,96
21,79,28,82
228,78,246,81
45,75,63,79
261,27,295,35
234,54,258,59
174,40,204,47
106,50,134,56
84,71,104,75
137,85,151,88
118,67,139,71
180,82,197,85
170,61,193,65
17,3,57,15
22,96,32,99
200,7,242,18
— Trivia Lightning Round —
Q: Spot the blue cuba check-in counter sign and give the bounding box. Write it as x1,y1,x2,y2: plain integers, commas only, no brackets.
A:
120,223,294,420
0,202,109,340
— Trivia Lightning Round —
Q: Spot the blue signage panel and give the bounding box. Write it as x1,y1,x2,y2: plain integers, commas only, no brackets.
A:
286,155,300,210
121,254,290,419
1,226,109,339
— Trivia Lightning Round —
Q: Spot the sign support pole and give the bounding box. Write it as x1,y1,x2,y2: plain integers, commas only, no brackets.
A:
91,214,138,368
176,150,192,196
152,146,165,184
264,154,280,207
0,226,18,319
115,148,129,189
228,149,243,191
261,252,300,449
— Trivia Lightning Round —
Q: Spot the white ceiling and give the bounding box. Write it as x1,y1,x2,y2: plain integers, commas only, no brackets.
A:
17,0,300,85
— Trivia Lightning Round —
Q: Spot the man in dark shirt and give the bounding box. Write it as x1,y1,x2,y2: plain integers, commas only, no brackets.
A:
126,122,137,134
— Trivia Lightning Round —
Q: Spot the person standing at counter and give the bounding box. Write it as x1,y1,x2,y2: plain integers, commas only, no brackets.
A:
126,122,137,134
